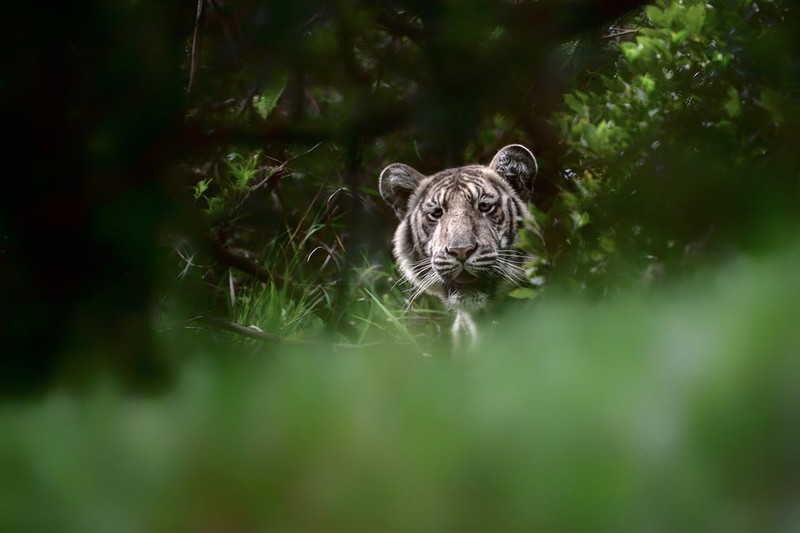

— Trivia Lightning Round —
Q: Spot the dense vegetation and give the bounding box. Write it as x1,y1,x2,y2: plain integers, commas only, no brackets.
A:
2,0,799,530
167,0,799,347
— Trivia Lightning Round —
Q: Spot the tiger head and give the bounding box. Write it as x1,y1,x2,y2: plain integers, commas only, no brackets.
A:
379,144,537,312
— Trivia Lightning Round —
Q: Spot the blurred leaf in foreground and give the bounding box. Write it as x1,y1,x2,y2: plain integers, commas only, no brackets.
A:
2,243,799,532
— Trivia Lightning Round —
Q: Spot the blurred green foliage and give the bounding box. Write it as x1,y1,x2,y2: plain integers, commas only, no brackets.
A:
3,244,799,531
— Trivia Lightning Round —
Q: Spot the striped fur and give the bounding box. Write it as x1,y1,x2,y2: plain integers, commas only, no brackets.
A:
379,145,537,347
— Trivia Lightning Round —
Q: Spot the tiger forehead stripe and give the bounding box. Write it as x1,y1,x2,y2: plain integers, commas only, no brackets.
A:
432,184,478,205
436,188,451,206
439,174,487,194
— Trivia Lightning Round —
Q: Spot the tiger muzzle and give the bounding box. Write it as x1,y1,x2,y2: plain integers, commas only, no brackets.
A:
445,244,477,263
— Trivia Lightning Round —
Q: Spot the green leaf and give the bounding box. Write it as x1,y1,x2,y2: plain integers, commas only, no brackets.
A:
252,74,288,119
645,5,670,28
638,74,656,94
507,287,539,300
564,93,587,116
724,87,740,118
193,178,210,200
621,42,643,62
683,4,707,35
671,30,689,44
570,211,590,233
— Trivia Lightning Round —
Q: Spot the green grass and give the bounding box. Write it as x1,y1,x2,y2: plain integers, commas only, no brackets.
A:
217,231,448,349
2,244,800,532
184,171,450,350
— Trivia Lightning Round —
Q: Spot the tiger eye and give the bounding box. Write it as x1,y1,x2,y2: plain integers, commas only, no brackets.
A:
478,200,494,213
429,207,444,220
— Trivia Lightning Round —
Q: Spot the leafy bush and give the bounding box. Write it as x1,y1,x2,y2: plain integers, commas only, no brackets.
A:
540,0,800,292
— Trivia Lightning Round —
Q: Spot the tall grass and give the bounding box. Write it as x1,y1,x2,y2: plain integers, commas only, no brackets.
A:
188,182,450,351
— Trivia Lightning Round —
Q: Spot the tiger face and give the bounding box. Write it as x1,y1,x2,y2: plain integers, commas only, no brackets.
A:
379,145,537,313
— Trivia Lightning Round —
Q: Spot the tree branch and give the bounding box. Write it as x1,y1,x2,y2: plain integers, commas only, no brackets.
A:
208,239,277,285
201,315,383,349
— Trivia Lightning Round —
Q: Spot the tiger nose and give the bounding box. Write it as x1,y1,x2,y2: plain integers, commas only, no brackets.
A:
446,244,477,263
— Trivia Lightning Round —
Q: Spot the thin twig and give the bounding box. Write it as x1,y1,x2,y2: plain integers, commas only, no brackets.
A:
247,142,323,193
187,0,205,93
201,315,383,349
203,316,282,342
602,28,639,39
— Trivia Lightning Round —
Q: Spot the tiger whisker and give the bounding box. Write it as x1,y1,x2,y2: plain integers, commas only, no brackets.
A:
391,260,433,292
389,276,411,293
495,253,527,263
495,260,526,274
402,271,439,314
497,260,528,275
403,281,435,314
493,261,529,286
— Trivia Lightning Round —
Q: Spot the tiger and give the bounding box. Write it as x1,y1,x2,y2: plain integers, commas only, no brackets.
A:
379,144,538,348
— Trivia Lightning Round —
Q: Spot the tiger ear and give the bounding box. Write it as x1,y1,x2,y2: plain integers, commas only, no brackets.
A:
489,144,538,202
379,163,424,219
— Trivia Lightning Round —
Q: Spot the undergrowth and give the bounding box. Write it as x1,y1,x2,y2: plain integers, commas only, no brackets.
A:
169,162,451,352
